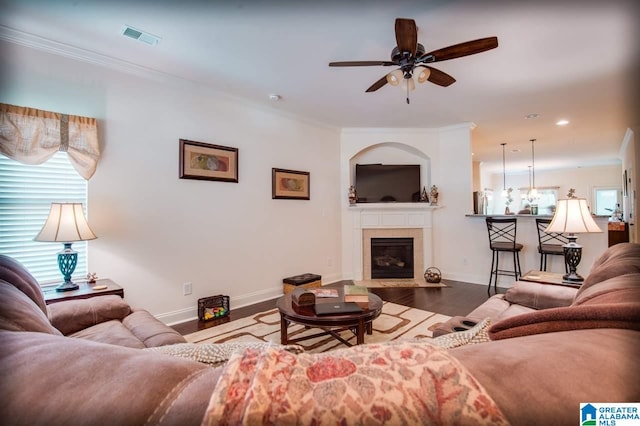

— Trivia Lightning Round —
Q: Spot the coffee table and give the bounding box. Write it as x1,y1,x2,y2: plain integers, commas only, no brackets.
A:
276,287,383,347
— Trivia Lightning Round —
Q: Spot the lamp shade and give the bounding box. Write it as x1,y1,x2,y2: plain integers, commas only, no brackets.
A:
34,203,97,242
545,198,602,234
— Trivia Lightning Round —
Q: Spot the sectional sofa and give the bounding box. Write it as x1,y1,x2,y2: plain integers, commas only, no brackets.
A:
1,243,639,425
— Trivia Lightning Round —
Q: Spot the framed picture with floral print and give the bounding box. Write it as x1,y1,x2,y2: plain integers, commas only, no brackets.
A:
179,139,238,182
272,168,310,200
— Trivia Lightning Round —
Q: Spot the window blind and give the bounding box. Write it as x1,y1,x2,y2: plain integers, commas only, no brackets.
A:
0,152,89,284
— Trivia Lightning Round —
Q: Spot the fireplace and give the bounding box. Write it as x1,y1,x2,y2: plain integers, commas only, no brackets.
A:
370,237,414,279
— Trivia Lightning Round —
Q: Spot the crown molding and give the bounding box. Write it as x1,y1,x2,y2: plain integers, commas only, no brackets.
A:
0,25,193,85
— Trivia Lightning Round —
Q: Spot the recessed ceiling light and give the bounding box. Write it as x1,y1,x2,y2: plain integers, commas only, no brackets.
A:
556,119,569,126
525,113,540,119
269,94,281,101
511,149,521,153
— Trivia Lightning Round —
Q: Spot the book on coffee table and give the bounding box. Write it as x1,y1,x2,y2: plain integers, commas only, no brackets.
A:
310,288,339,298
344,285,369,303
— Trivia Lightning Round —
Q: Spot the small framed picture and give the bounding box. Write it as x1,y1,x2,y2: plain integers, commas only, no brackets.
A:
179,139,238,182
272,168,310,200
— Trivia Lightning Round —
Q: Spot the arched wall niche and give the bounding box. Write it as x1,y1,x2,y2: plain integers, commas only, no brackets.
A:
348,142,432,193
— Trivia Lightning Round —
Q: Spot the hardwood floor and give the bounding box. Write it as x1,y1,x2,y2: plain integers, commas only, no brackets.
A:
171,279,505,335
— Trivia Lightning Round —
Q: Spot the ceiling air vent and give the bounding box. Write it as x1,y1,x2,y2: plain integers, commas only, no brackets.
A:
121,25,160,45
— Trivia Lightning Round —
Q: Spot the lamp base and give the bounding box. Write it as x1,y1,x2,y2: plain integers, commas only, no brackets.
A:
563,237,584,283
562,271,584,283
55,281,80,292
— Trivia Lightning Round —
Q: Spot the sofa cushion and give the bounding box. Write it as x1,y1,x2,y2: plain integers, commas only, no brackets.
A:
123,309,186,347
0,330,221,426
450,328,640,425
48,295,132,335
579,242,640,291
69,320,148,348
465,294,536,323
466,294,511,321
0,281,62,335
573,273,640,306
503,280,577,310
0,254,47,315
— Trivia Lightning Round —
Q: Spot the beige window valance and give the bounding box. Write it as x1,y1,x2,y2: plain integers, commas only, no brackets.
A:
0,103,100,180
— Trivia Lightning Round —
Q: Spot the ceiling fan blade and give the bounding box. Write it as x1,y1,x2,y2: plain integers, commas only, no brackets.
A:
395,18,418,55
424,66,456,87
365,75,389,92
420,37,498,62
329,60,395,67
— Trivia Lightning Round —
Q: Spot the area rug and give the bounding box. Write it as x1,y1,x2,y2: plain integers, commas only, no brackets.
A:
184,302,452,353
354,279,449,288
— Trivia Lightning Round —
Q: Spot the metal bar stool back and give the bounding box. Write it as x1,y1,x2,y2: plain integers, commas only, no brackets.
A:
536,218,569,272
485,217,523,295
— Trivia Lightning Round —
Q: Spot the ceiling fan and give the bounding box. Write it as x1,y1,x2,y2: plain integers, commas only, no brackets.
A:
329,18,498,103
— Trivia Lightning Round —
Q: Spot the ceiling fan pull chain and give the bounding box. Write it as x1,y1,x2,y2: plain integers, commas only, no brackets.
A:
406,79,410,104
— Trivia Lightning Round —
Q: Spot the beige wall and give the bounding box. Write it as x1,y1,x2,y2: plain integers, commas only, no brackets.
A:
1,41,342,323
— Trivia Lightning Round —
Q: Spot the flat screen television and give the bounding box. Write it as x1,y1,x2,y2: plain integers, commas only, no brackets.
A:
355,164,421,203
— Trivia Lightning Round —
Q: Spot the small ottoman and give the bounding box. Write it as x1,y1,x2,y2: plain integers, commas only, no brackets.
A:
282,273,321,294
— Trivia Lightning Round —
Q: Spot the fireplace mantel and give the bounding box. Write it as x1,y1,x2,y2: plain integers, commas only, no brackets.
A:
349,203,441,211
349,205,440,280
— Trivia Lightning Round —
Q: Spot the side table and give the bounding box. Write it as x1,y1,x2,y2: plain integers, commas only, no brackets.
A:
43,279,124,304
520,270,581,288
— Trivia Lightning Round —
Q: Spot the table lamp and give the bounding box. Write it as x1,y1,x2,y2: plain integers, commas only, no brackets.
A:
545,197,602,283
34,203,97,292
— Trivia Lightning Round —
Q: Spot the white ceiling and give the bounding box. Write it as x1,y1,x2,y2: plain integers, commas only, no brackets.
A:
1,0,638,174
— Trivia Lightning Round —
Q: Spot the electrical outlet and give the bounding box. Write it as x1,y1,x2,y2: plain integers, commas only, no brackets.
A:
462,257,468,266
183,282,192,296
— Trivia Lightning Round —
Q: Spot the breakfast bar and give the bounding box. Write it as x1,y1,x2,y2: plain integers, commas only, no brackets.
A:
465,214,609,279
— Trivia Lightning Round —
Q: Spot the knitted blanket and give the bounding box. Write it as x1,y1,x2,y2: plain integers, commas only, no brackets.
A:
202,340,508,425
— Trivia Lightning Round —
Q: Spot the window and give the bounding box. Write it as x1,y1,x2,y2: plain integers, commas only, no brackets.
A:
519,187,559,215
0,152,89,284
593,187,621,216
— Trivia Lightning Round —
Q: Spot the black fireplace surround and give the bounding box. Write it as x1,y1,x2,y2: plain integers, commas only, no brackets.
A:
370,237,414,279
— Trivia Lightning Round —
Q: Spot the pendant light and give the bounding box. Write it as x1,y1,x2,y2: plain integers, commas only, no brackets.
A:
501,143,513,214
528,138,538,201
500,143,507,197
527,138,539,214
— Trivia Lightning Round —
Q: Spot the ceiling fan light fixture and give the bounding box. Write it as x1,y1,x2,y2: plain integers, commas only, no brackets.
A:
402,76,416,91
386,69,404,86
416,66,431,83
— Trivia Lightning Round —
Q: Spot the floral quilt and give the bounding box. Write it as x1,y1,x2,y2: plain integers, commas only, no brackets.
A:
202,340,508,425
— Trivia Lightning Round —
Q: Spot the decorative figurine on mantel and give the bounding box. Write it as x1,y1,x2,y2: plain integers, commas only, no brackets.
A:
430,185,439,206
567,188,576,198
420,186,429,202
348,185,357,205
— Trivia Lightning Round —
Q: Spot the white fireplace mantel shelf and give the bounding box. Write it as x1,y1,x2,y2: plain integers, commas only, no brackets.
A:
349,203,443,211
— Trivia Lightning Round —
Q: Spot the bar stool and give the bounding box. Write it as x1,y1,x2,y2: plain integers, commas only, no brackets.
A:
536,218,569,273
485,217,523,295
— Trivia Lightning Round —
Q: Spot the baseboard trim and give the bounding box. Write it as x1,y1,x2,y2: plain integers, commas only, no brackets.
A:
157,285,284,326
